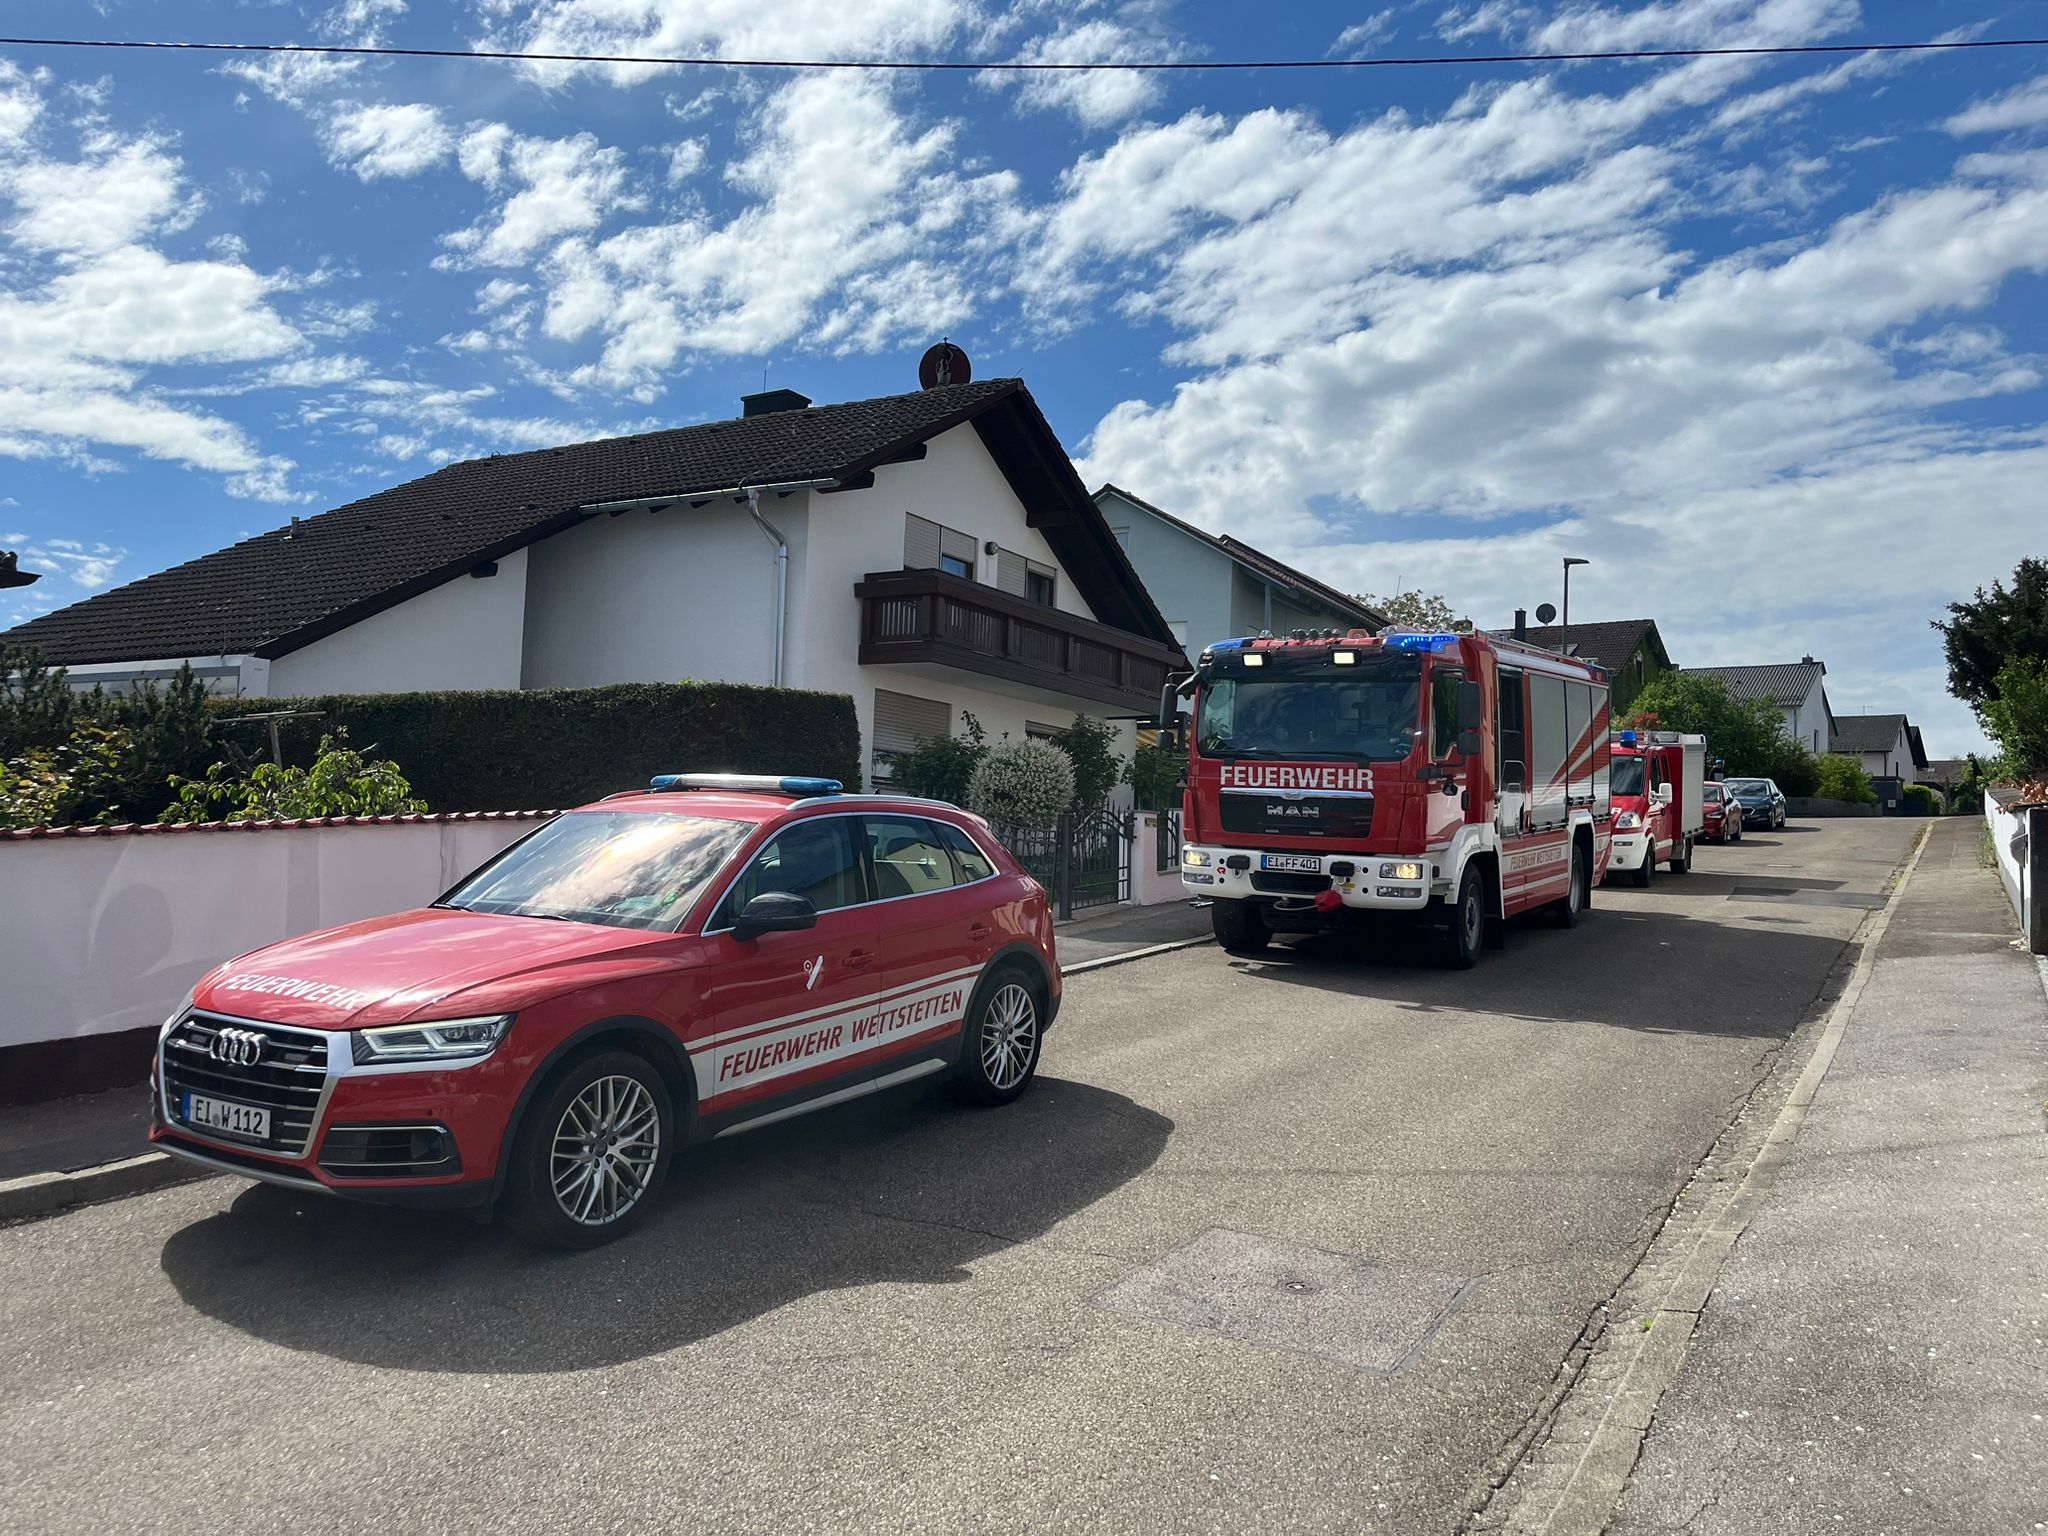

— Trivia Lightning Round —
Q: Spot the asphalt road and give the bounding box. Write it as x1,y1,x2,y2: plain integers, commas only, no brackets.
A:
0,819,1920,1535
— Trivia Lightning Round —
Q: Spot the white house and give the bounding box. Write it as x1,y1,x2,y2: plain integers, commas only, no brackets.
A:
1681,659,1835,755
1830,713,1921,780
1093,484,1386,657
6,380,1186,788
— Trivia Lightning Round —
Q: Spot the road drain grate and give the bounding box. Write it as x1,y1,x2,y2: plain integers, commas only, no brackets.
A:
1094,1227,1481,1375
1729,886,1887,909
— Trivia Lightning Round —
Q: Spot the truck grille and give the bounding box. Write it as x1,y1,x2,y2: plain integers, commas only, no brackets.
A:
1219,794,1374,839
161,1013,331,1157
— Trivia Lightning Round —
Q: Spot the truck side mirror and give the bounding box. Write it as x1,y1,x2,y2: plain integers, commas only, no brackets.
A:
1456,679,1483,730
1656,782,1674,804
1157,679,1185,748
1458,727,1482,759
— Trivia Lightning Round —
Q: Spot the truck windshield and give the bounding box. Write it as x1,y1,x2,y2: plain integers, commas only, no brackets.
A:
1611,758,1646,797
1197,658,1421,762
438,810,751,931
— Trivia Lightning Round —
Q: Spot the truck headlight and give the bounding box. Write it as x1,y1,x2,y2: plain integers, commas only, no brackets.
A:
353,1014,513,1064
1182,849,1211,868
1378,861,1424,881
1615,811,1642,831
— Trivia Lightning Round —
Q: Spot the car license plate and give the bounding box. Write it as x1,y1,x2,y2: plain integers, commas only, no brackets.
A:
184,1093,269,1141
1261,854,1321,873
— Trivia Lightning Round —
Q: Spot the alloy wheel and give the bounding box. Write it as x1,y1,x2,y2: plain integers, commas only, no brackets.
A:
980,982,1038,1091
551,1074,662,1227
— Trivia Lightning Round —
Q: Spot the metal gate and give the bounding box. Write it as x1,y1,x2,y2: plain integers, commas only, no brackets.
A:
990,810,1133,918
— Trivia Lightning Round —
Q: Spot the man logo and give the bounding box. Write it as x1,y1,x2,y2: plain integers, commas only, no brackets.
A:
802,955,825,992
208,1027,267,1067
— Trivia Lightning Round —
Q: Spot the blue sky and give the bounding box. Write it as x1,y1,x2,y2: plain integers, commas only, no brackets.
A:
4,1,2048,755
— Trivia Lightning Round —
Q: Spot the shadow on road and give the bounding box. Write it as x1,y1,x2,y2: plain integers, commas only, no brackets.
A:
159,1075,1169,1375
1233,904,1848,1039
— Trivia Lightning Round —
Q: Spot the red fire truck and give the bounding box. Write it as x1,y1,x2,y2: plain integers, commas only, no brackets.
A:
1168,628,1613,967
1604,729,1707,886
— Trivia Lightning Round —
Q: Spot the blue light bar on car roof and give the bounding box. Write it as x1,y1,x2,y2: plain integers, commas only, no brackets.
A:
648,773,843,795
1384,632,1461,652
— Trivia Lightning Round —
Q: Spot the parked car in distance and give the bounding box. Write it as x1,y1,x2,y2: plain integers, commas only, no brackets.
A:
149,774,1061,1248
1724,776,1787,830
1702,781,1743,844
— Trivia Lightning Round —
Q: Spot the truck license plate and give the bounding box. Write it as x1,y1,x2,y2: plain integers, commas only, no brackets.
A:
184,1093,269,1141
1261,854,1321,873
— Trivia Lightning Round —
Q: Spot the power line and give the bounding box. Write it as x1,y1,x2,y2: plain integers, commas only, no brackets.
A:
0,33,2044,75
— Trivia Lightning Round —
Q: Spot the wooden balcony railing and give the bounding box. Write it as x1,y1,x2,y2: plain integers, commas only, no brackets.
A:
855,567,1183,713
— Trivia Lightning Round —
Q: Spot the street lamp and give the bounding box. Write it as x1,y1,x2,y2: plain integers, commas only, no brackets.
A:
0,551,40,590
1561,557,1589,655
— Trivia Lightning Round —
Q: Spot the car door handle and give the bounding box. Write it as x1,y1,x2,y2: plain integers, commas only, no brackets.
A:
843,949,875,969
967,922,993,941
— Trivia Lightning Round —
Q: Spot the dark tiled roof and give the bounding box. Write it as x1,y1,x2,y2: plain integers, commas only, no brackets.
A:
1681,661,1826,710
1918,758,1967,786
1095,484,1388,631
1498,619,1664,673
1831,713,1910,754
9,379,1140,665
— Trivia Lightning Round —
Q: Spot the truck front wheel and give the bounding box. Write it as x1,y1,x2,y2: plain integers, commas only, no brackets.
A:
1211,899,1271,954
1437,866,1485,969
1632,841,1654,889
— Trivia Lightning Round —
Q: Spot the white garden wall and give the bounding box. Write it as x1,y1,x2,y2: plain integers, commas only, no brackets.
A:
0,815,550,1050
1987,792,2029,933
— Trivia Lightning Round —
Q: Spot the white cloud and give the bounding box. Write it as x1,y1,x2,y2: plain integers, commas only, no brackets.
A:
1331,11,1397,57
3,137,188,255
990,19,1169,129
444,128,636,264
324,102,454,180
1947,74,2048,137
0,59,40,147
21,537,126,591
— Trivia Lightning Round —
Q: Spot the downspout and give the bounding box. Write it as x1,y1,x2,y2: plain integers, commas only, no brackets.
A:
744,487,789,689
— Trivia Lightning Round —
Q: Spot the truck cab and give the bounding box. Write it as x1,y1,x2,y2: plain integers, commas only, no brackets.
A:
1605,729,1706,886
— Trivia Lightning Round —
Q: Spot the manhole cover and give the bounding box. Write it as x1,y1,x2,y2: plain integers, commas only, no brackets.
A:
1094,1228,1480,1375
1729,887,1886,909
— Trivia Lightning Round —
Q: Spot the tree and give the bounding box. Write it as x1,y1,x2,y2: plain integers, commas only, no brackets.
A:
1047,715,1126,811
159,730,427,823
1362,589,1468,630
1623,671,1821,794
889,712,988,805
1934,556,2048,708
1127,738,1186,812
1814,755,1878,806
1980,656,2048,779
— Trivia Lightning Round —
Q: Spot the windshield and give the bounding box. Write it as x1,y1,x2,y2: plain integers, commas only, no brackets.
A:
439,810,751,931
1726,778,1767,795
1196,658,1421,762
1611,757,1646,797
1704,783,1724,802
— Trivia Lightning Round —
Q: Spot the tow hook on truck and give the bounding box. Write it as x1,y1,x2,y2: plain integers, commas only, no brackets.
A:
1165,626,1615,969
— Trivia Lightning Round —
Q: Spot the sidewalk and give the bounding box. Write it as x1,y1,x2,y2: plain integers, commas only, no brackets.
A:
0,900,1212,1200
1612,817,2048,1533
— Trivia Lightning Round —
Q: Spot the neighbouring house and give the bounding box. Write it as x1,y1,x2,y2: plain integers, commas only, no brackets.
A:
1681,658,1835,756
1831,713,1921,780
1497,617,1672,715
1918,757,1969,792
1092,483,1387,657
4,379,1186,789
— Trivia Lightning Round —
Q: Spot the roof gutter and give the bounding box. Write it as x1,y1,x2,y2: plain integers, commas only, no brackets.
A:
572,477,838,689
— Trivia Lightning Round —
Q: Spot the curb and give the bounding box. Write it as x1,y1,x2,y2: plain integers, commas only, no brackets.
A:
0,1152,207,1226
1062,934,1214,975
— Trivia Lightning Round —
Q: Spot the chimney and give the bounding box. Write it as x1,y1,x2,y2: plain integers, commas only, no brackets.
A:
1514,608,1528,641
1800,654,1815,664
741,388,811,418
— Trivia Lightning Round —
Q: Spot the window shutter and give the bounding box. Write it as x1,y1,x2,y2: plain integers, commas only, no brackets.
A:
872,690,953,778
940,525,978,575
904,514,941,570
994,547,1027,596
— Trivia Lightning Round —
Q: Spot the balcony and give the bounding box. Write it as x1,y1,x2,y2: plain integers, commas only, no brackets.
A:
855,567,1184,714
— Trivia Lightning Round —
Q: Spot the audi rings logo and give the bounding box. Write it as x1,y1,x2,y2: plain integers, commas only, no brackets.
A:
209,1027,267,1067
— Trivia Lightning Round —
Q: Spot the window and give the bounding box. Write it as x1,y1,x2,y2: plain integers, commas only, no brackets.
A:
935,820,997,881
439,811,749,932
1497,670,1527,791
1026,567,1057,607
717,818,862,924
940,550,974,579
871,690,951,784
905,514,977,580
1431,668,1466,760
1197,657,1422,762
1025,720,1062,743
863,815,961,900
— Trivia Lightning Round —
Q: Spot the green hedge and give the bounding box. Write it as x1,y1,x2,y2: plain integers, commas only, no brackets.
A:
208,682,861,812
1900,783,1940,817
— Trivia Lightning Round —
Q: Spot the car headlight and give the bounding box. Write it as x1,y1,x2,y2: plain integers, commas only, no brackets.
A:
1615,811,1641,831
1182,848,1211,868
352,1014,513,1064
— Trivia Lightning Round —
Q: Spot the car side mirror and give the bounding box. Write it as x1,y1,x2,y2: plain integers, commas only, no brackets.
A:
732,891,818,941
1456,679,1483,730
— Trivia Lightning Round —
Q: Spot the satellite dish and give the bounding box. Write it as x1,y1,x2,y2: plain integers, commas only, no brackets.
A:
1536,602,1558,624
918,340,972,390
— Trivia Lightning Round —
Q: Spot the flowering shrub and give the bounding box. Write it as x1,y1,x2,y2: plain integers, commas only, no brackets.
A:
966,739,1075,827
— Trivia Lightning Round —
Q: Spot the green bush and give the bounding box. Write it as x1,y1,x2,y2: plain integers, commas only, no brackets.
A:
0,648,214,823
1127,738,1186,812
889,712,987,805
966,739,1075,826
1814,754,1879,806
161,730,427,823
1047,715,1126,811
208,682,862,811
1899,784,1940,817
